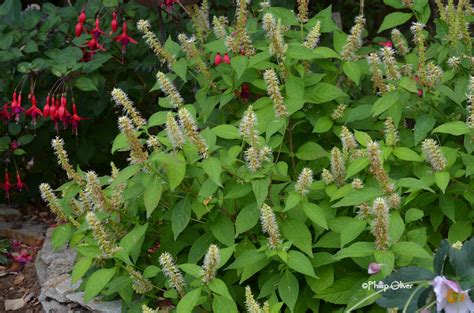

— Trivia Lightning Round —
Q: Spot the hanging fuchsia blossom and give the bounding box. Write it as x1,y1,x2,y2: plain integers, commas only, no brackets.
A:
432,276,474,313
114,22,137,53
25,94,43,126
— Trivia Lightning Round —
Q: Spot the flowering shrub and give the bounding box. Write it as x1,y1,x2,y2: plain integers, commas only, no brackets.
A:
40,0,473,312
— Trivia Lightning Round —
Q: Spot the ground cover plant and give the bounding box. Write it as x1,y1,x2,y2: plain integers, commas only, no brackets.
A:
37,0,473,312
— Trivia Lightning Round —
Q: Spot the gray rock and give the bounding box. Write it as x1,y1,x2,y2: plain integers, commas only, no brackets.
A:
66,292,122,313
41,274,81,303
0,206,20,217
40,298,70,313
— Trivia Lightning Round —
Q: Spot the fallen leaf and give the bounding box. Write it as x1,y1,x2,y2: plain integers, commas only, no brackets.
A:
4,298,26,311
13,274,24,285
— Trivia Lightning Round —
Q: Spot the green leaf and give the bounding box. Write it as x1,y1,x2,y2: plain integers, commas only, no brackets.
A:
143,175,163,218
176,288,202,313
71,257,93,284
51,223,72,250
302,202,328,229
392,242,432,259
166,153,186,190
287,250,317,278
345,158,369,179
378,12,413,33
202,157,223,187
210,215,235,246
208,278,233,300
434,171,450,193
278,271,299,312
397,177,434,192
172,58,187,81
315,275,365,304
84,267,117,302
433,121,470,136
119,223,148,263
448,221,472,243
334,242,374,259
333,188,382,207
342,62,361,85
286,74,305,100
284,192,301,212
371,91,399,116
74,76,99,91
235,204,259,236
227,250,265,269
414,115,436,145
405,208,424,223
305,83,348,104
340,219,367,247
398,77,418,93
295,142,326,160
231,55,248,79
172,196,192,240
282,219,313,256
393,147,422,162
252,177,270,208
312,116,333,133
211,125,240,139
212,295,238,313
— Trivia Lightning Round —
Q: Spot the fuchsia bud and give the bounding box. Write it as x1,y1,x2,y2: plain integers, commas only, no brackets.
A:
223,53,230,64
75,22,83,37
368,262,381,274
418,89,423,97
214,52,222,66
111,12,118,34
78,9,86,24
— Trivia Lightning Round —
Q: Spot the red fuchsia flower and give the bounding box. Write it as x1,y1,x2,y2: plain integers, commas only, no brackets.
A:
10,140,20,151
379,41,393,48
87,37,106,54
160,0,178,12
241,83,250,100
110,12,118,34
418,89,423,97
432,276,474,313
214,52,222,66
58,95,71,128
223,53,230,64
1,172,14,200
90,18,105,39
114,22,138,53
78,9,86,24
367,262,381,274
70,103,87,136
25,93,43,126
10,91,25,122
0,104,11,122
15,171,27,192
75,22,83,37
43,94,51,118
49,97,60,132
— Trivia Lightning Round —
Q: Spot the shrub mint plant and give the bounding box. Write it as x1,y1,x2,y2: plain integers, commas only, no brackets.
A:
40,0,473,312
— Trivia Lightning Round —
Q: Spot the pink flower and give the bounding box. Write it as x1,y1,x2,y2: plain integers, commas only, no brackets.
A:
380,41,393,48
432,276,474,313
368,262,381,274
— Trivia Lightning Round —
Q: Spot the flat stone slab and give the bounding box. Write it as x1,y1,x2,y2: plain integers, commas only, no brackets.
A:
0,206,20,217
66,292,122,313
0,221,47,246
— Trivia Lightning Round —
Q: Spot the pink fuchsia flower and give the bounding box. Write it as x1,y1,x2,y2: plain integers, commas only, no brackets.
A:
368,262,381,274
432,276,474,313
380,41,393,48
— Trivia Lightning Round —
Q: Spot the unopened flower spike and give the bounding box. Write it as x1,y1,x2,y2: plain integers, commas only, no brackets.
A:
410,22,427,83
156,72,184,108
159,252,186,296
371,197,390,250
367,140,393,193
467,76,474,129
340,126,358,153
390,29,409,56
331,104,347,120
212,16,227,39
245,286,262,313
126,265,153,294
86,211,122,257
422,138,447,172
295,167,313,195
177,34,212,81
111,88,146,128
341,15,365,61
384,117,399,147
51,137,83,184
178,108,209,159
118,116,149,165
39,183,68,223
165,112,185,150
262,13,287,60
136,19,175,66
330,147,346,187
201,244,220,283
260,203,281,249
321,168,334,185
142,304,158,313
352,178,364,190
263,68,288,118
367,53,388,95
381,47,401,81
297,0,309,23
239,105,259,146
244,146,262,172
85,171,111,212
303,21,321,49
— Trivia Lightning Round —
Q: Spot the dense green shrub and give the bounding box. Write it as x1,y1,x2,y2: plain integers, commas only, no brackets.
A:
40,0,473,312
